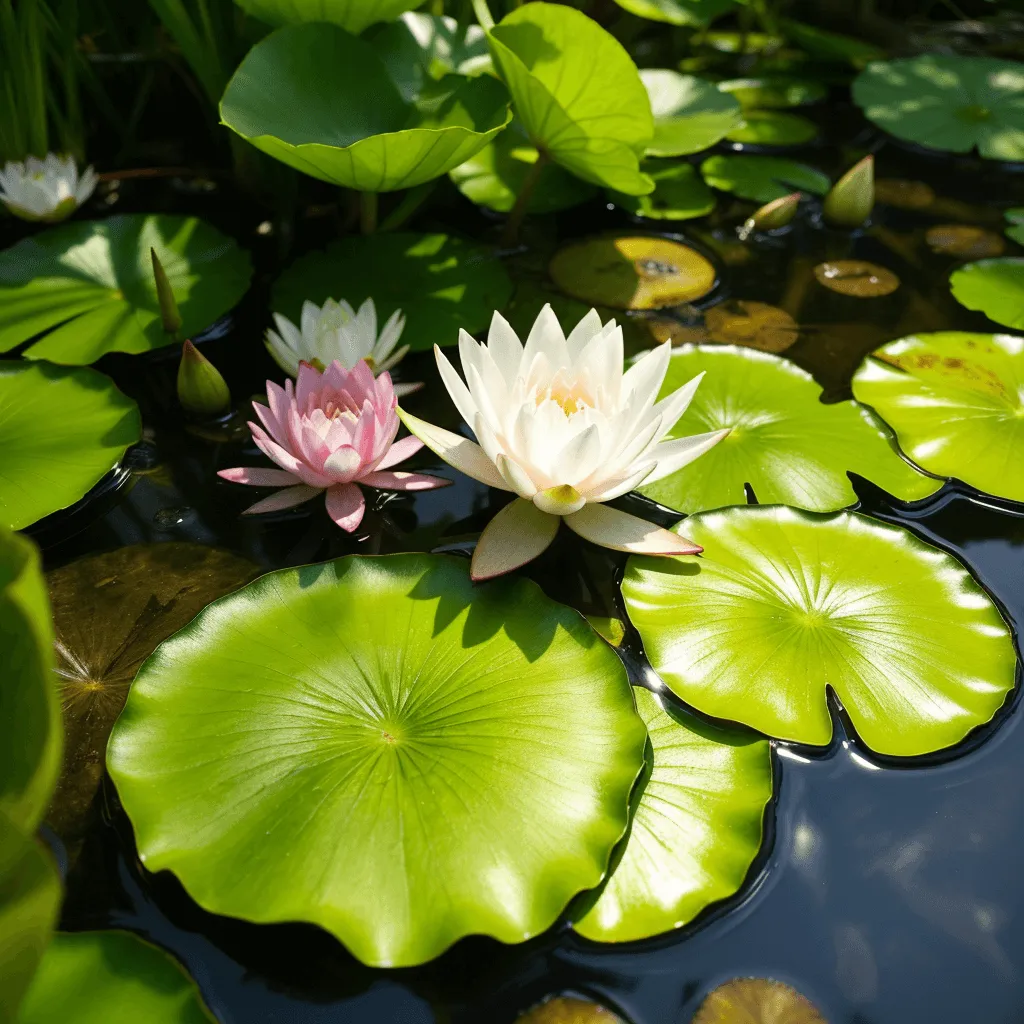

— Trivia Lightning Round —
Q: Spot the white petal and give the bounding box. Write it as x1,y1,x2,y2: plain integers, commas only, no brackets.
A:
565,308,605,358
520,303,569,377
397,408,511,490
564,503,702,555
471,499,560,580
642,428,731,484
486,310,524,382
621,342,671,411
434,345,479,426
651,370,705,433
586,461,658,502
495,453,538,498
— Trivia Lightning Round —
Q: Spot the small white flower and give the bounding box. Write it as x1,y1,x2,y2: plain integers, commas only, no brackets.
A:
266,297,420,397
0,154,97,223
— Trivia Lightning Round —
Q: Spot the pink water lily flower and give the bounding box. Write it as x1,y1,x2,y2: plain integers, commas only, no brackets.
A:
218,360,449,531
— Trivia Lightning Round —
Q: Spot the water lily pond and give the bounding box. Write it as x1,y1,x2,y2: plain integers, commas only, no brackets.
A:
3,2,1024,1022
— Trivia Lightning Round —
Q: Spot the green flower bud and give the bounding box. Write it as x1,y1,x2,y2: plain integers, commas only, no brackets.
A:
823,155,874,228
738,192,801,240
177,340,231,419
151,247,183,338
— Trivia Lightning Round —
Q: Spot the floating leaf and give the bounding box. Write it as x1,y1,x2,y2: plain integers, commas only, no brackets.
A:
623,505,1016,755
573,688,771,942
813,259,899,297
272,233,513,351
17,931,215,1024
949,258,1024,329
515,995,625,1024
487,3,653,194
692,977,826,1024
0,362,140,532
610,162,715,221
220,23,510,192
700,154,829,202
234,0,421,34
925,225,1005,259
725,111,818,146
716,77,827,109
852,55,1024,160
107,554,646,967
875,178,935,210
609,0,737,26
638,346,939,513
0,215,252,363
1006,208,1024,246
852,331,1024,503
641,70,743,157
705,300,798,352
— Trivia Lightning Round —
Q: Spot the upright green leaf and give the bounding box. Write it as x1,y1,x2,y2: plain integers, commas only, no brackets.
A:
234,0,420,34
641,70,743,157
700,154,829,202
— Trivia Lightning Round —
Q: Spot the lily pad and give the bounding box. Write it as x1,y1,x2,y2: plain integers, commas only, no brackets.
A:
515,995,625,1023
716,77,827,109
949,258,1024,330
692,977,826,1023
641,70,743,157
17,931,215,1024
725,111,819,146
852,331,1024,503
573,687,771,942
1005,208,1024,246
705,300,798,353
272,233,513,351
925,225,1005,259
700,154,829,202
0,215,252,363
107,554,646,967
814,260,899,297
609,0,737,26
45,544,258,846
780,19,883,67
610,162,716,221
0,362,141,532
623,505,1016,755
234,0,421,34
638,346,940,514
220,22,511,192
487,3,653,195
852,55,1024,160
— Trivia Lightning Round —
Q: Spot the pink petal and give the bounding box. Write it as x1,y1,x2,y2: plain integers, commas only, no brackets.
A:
242,484,321,515
218,467,301,487
253,398,288,448
296,361,323,408
325,483,366,532
563,503,702,555
375,434,423,470
323,446,362,482
250,423,332,488
470,498,560,581
351,399,378,462
361,470,451,491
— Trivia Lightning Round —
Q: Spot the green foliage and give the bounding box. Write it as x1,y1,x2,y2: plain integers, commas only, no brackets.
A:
725,110,817,146
234,0,420,34
610,162,715,221
608,0,737,27
701,153,829,202
949,258,1024,330
641,70,743,157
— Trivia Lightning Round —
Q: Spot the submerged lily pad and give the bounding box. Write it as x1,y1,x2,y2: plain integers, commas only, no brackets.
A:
610,0,736,25
515,995,625,1023
814,259,899,297
717,77,827,109
18,931,215,1024
725,111,818,146
220,22,510,192
925,225,1004,259
611,163,716,221
623,505,1016,755
705,300,798,352
234,0,420,33
852,331,1024,503
573,688,771,942
692,977,826,1024
949,258,1024,329
638,346,940,514
700,154,829,202
0,215,252,363
272,233,513,351
641,70,743,157
852,55,1024,160
107,554,646,967
0,362,140,532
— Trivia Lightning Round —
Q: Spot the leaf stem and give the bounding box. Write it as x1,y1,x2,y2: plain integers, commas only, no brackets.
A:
469,0,494,32
360,191,378,235
380,180,438,232
501,150,548,248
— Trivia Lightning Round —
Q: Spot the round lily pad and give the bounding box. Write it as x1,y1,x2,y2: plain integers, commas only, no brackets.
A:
234,0,421,34
717,77,827,109
369,13,491,90
813,259,899,297
18,931,215,1024
705,300,798,352
107,554,646,967
220,22,510,192
272,233,513,351
573,687,771,942
549,236,717,310
853,55,1024,160
875,178,935,210
638,346,940,514
640,70,744,157
0,362,141,531
516,995,625,1023
610,163,716,221
1005,208,1024,246
700,154,829,203
623,505,1016,755
692,977,826,1024
949,258,1024,329
725,110,818,146
851,331,1024,503
609,0,737,26
925,225,1004,259
0,215,252,363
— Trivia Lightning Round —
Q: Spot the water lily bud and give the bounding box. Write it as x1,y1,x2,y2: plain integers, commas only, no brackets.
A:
177,340,231,419
151,247,183,338
739,193,801,239
823,155,874,228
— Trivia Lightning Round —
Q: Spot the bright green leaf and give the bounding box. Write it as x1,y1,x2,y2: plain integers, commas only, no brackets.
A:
641,70,743,157
717,76,827,109
609,0,737,27
234,0,420,34
623,505,1017,756
949,258,1024,330
725,110,818,146
609,162,715,221
700,154,829,202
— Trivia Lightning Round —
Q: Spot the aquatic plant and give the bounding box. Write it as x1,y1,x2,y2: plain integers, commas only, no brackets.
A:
0,153,96,223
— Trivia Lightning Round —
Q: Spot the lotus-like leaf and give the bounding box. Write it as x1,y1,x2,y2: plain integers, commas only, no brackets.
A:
0,215,252,363
852,55,1024,160
700,154,829,202
234,0,421,34
623,505,1016,756
107,554,646,967
272,232,513,351
725,110,818,146
638,346,940,513
573,688,771,942
0,362,141,531
610,162,715,221
641,70,743,157
852,331,1024,503
487,3,654,195
949,258,1024,330
220,22,511,192
717,76,827,109
609,0,737,26
17,931,215,1023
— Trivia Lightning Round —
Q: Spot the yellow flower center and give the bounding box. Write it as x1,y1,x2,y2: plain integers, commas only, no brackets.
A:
537,375,593,416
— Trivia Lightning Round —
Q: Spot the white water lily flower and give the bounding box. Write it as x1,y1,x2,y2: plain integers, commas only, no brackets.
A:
266,297,420,397
400,304,729,580
0,154,97,223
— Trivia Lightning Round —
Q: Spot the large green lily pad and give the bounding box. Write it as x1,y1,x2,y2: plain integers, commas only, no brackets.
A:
573,687,771,942
17,931,215,1024
852,331,1024,503
234,0,421,35
272,232,513,351
852,55,1024,160
609,0,737,26
725,111,818,146
0,215,252,364
220,22,510,192
641,70,743,157
716,77,827,110
639,346,940,514
487,3,653,195
610,162,715,221
623,505,1017,756
949,258,1024,330
0,362,141,532
107,554,646,967
700,154,829,202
